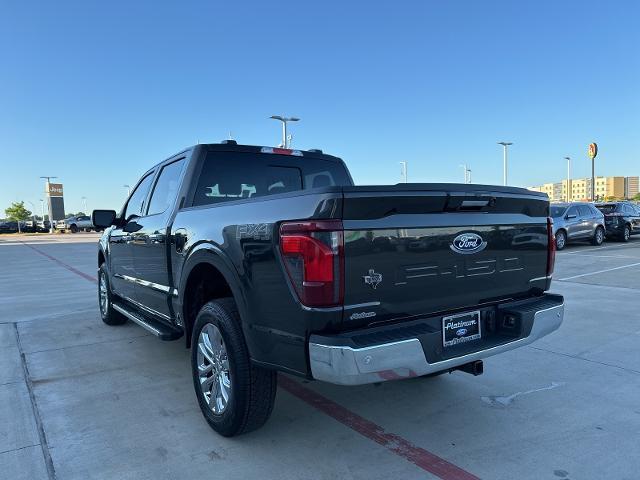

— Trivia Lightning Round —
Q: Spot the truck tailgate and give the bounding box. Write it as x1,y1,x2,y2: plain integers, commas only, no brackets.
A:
341,184,550,326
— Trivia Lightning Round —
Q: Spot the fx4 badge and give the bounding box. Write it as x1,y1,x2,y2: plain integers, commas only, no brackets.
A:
363,269,383,289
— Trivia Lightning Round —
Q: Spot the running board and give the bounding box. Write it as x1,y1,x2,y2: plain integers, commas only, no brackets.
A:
112,303,183,341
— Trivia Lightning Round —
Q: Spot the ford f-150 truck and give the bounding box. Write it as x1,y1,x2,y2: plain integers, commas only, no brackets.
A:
92,142,564,437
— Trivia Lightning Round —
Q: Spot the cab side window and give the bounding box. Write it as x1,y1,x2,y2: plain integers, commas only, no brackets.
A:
146,159,186,215
566,206,578,218
124,173,154,219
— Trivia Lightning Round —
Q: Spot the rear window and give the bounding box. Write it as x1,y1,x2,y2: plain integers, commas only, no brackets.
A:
550,205,567,217
596,204,619,214
191,152,351,207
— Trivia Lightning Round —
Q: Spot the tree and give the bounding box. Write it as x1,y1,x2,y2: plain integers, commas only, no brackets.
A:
633,193,640,201
5,201,32,234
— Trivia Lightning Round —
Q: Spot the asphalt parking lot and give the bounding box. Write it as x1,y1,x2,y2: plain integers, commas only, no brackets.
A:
1,233,639,480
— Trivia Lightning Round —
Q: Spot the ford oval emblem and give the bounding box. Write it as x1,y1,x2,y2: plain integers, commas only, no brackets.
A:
456,328,468,337
450,232,487,255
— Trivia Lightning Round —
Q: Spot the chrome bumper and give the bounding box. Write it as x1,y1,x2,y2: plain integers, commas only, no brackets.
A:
309,299,564,386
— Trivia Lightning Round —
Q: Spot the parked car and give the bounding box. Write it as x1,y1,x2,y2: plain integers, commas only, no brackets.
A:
549,202,605,250
0,221,18,234
36,220,51,232
595,202,640,241
21,220,37,233
55,215,94,233
92,142,563,437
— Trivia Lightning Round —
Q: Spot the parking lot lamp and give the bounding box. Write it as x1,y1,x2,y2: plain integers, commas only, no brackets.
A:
82,196,88,215
399,162,408,183
564,157,571,202
269,116,299,148
497,142,513,186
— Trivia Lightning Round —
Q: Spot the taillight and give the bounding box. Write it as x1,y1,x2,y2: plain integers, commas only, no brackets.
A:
547,217,556,277
279,220,344,307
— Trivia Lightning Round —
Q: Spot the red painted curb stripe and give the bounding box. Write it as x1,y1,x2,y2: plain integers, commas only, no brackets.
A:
279,376,480,480
24,242,479,480
22,242,98,284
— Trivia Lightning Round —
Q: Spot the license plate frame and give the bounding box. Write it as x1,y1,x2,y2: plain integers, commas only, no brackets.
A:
442,310,481,348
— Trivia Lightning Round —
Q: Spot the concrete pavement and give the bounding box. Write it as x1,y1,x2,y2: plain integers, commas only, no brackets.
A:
0,234,639,479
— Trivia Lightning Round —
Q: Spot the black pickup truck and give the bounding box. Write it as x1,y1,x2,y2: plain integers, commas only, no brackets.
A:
92,142,564,436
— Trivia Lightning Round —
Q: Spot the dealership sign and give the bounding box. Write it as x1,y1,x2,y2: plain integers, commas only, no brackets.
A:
46,183,64,197
588,143,598,160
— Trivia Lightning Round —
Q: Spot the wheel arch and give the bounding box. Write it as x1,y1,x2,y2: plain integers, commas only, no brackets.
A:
178,245,249,350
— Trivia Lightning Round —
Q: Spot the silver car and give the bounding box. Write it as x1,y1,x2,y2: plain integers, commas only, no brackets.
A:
55,215,94,233
550,202,605,250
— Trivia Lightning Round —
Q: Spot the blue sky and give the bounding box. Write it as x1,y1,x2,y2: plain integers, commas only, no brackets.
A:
1,1,638,214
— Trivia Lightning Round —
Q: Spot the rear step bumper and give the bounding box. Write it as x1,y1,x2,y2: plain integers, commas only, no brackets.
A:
309,293,564,385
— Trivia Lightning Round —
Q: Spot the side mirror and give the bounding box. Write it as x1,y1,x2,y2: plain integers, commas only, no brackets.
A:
92,210,117,228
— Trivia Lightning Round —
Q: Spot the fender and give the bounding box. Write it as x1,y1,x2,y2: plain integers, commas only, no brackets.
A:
98,229,111,269
176,242,251,350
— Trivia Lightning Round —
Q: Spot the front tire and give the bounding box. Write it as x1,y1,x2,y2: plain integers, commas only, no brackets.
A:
98,264,127,325
592,226,605,246
70,224,78,233
555,230,567,251
191,298,277,437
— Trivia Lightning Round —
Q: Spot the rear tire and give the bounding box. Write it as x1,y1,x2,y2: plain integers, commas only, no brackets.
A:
98,264,127,325
592,226,605,246
191,298,277,437
555,230,567,251
622,225,631,242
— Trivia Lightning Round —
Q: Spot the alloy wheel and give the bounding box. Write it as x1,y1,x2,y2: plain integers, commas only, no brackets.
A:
99,271,108,316
197,323,231,414
596,228,604,244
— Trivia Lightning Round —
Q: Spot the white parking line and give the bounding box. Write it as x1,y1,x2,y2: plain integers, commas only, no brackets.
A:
558,262,640,281
559,242,640,255
563,254,640,259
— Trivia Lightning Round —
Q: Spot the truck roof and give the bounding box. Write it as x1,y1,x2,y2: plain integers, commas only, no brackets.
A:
175,142,345,164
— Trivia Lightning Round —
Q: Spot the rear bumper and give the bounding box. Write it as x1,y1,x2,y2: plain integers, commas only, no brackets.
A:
309,294,564,385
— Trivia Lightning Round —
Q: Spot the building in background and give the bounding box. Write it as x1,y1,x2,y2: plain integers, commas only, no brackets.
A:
528,176,639,202
625,176,639,199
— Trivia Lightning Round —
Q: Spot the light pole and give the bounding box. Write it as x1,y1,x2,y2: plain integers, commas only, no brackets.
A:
269,115,299,148
27,201,36,224
40,176,57,233
497,142,513,186
39,199,45,220
459,164,471,184
81,196,88,215
399,162,408,183
564,157,571,202
123,185,131,197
